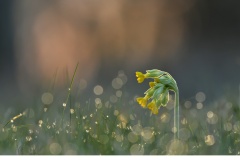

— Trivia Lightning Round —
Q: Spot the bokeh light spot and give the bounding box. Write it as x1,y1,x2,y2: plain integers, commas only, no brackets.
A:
116,90,122,97
141,127,153,140
179,128,191,141
93,85,103,95
224,122,232,131
130,144,144,155
112,78,123,89
195,92,206,103
132,124,142,135
41,92,53,105
110,95,118,103
196,103,203,109
167,139,188,155
49,142,62,154
128,132,139,143
160,113,170,123
184,101,192,109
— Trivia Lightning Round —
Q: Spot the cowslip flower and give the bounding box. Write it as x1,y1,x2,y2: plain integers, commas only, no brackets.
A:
149,82,155,88
136,72,145,83
136,96,149,108
135,69,180,140
136,69,165,83
147,101,158,114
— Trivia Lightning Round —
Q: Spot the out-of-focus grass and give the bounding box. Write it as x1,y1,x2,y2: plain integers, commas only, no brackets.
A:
0,71,240,155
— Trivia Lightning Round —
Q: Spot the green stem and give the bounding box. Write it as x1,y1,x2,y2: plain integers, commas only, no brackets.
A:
174,89,180,140
61,62,79,127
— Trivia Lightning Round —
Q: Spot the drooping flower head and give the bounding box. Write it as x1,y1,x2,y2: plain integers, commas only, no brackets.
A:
135,69,178,115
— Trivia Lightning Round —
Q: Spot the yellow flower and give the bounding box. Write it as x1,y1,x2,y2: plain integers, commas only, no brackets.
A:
147,101,159,114
136,96,148,108
149,82,155,88
136,72,145,83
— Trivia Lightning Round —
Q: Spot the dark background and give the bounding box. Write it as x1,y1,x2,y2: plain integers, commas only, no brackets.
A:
0,0,240,106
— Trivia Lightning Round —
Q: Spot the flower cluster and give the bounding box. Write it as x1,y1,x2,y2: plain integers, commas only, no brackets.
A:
135,69,178,114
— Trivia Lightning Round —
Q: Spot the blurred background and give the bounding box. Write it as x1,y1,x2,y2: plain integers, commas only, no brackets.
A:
0,0,240,108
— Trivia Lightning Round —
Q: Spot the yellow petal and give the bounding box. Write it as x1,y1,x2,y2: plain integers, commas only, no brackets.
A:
149,82,155,88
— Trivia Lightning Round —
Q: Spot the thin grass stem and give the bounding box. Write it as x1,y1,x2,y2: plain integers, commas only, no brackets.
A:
61,62,79,127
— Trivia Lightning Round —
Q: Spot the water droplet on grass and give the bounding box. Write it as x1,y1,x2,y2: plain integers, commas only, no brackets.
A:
26,136,32,142
70,109,74,114
29,129,33,134
12,126,17,132
205,135,215,146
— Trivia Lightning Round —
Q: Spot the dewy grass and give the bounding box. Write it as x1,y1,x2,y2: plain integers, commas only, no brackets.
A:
0,69,240,155
135,69,180,139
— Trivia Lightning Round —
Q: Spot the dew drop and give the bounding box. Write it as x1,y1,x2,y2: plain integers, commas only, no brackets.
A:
70,109,74,114
205,135,215,146
26,136,32,142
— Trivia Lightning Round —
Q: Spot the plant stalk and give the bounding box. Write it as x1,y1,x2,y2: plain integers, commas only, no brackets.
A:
174,89,180,140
